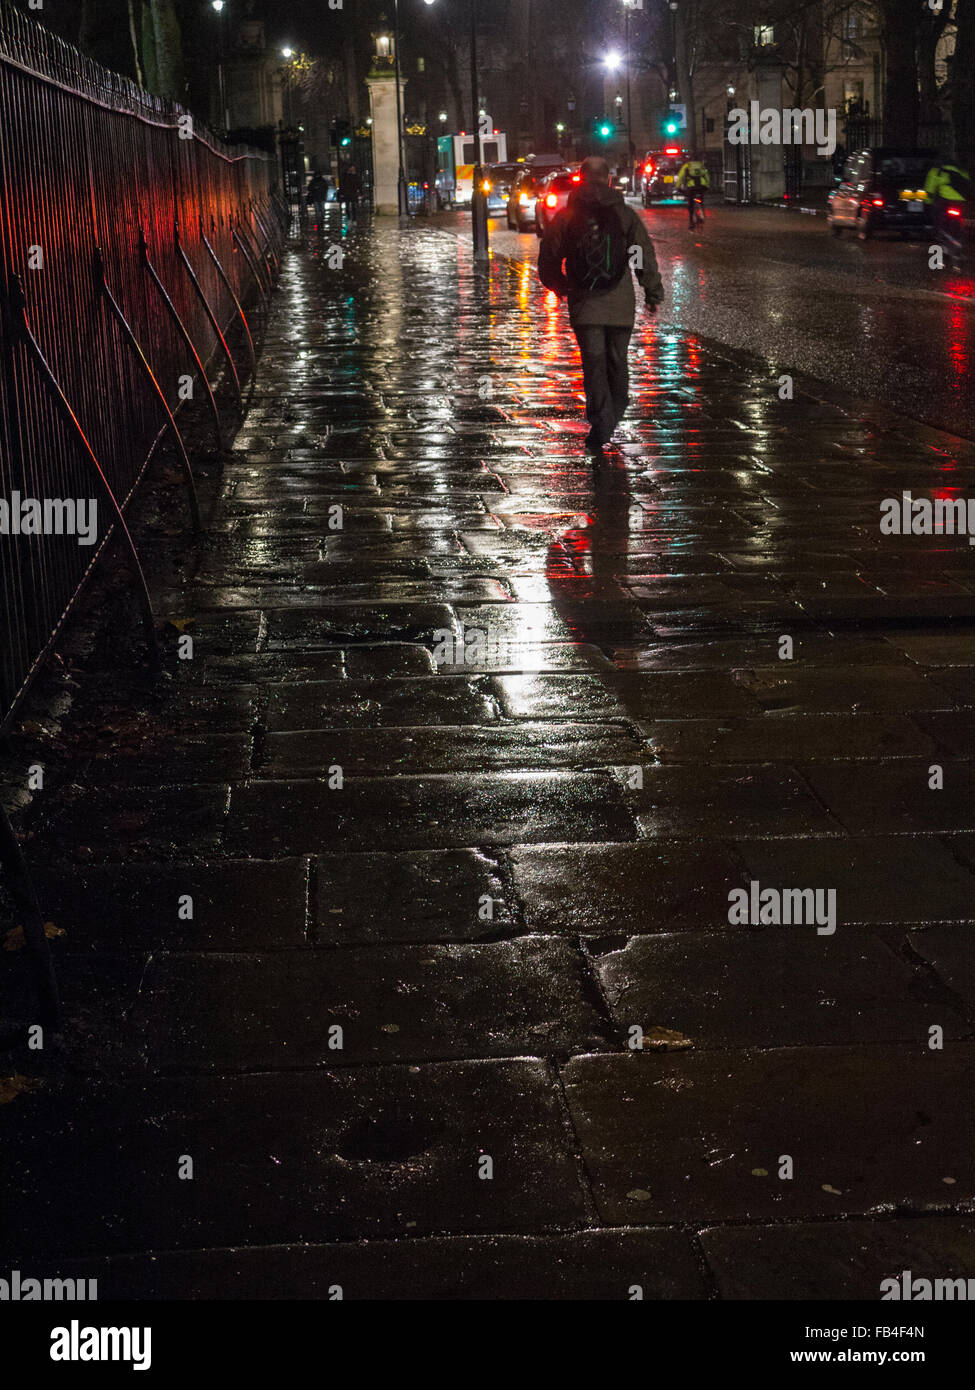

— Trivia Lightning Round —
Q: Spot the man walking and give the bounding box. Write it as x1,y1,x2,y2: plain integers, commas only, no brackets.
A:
338,165,363,222
676,154,710,228
307,171,330,229
538,156,663,454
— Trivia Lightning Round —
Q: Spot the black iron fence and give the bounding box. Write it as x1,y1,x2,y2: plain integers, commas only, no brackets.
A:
0,3,282,730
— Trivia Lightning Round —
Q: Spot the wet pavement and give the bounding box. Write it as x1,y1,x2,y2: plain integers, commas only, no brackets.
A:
494,201,975,440
3,212,975,1299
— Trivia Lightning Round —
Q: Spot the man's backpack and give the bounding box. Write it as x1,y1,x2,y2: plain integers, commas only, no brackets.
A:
564,201,628,294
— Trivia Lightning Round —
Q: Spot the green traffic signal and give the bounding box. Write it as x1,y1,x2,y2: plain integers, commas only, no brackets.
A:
599,124,612,138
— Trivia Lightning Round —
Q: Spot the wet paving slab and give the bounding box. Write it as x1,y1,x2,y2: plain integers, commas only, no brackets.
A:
225,770,637,855
700,1217,975,1300
562,1046,975,1224
12,1228,707,1300
0,1061,586,1255
5,219,975,1296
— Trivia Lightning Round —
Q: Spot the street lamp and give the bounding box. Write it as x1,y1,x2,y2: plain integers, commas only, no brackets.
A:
212,0,228,134
280,47,295,127
418,0,486,259
622,0,636,190
391,3,410,216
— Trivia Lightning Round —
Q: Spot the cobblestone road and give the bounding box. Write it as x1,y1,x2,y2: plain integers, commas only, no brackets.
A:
3,215,975,1299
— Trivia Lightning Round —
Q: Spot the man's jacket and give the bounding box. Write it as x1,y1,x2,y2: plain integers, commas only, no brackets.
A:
924,163,969,203
677,161,710,192
537,182,664,327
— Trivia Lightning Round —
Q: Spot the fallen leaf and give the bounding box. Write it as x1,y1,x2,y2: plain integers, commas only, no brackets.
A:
643,1026,693,1050
0,1074,43,1105
3,922,65,952
626,1189,653,1202
751,1168,768,1177
822,1183,843,1195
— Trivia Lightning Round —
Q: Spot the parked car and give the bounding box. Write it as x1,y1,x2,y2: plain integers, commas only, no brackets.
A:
483,162,523,215
827,148,936,239
533,167,582,236
639,147,688,206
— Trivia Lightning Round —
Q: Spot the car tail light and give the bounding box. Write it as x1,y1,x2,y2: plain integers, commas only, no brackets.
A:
644,162,654,175
947,206,963,217
571,174,581,182
664,146,679,155
871,197,884,207
545,192,558,207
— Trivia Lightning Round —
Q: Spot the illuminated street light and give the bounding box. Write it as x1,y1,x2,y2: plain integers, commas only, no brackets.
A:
604,49,621,72
212,1,228,132
281,46,293,59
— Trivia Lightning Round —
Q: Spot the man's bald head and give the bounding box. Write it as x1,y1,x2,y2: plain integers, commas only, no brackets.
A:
580,156,611,186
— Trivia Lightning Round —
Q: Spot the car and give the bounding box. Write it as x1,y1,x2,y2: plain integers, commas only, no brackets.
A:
827,148,936,239
482,162,523,215
505,161,566,229
639,147,689,206
533,167,582,236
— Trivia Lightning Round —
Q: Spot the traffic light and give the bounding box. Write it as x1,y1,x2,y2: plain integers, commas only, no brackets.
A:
331,117,352,148
593,117,615,140
662,104,687,136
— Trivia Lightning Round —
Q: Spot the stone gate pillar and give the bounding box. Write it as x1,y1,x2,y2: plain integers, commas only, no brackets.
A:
366,69,406,215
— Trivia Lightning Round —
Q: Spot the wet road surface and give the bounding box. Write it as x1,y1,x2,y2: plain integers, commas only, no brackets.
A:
492,200,975,440
2,214,975,1298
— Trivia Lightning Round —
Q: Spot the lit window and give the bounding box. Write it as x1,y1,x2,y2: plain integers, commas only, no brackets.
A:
754,24,774,45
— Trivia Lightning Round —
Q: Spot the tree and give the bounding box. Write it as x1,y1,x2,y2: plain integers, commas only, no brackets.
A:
139,0,184,101
878,0,919,144
951,0,974,165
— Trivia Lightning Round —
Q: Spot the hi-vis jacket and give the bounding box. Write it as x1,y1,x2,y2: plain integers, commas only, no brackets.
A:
924,162,969,203
676,161,710,192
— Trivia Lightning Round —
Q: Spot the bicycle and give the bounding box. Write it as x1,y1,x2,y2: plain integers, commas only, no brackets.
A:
683,190,705,228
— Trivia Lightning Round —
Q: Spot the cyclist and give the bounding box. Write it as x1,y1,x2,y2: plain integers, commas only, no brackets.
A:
676,155,710,228
924,157,970,268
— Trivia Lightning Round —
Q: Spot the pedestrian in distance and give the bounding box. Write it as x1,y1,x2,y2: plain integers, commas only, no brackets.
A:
924,157,970,269
538,155,664,455
676,155,710,228
307,172,329,229
339,165,363,222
